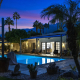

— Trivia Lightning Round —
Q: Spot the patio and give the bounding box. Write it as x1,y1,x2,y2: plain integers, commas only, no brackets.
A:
0,57,78,80
8,58,76,76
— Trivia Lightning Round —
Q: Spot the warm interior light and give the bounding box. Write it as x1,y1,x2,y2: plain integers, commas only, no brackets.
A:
26,42,28,47
11,43,13,49
0,43,1,46
62,43,65,47
38,44,39,47
5,43,7,46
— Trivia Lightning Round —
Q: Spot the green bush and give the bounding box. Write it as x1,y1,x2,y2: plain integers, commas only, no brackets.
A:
69,64,76,71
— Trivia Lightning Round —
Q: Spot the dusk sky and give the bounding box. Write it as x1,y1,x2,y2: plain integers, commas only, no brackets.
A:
0,0,66,34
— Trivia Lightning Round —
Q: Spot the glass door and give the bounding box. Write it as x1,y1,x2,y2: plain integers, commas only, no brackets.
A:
47,42,51,54
56,42,60,53
42,43,45,53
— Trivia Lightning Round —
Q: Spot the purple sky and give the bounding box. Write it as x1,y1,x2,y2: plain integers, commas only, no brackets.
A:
0,0,65,34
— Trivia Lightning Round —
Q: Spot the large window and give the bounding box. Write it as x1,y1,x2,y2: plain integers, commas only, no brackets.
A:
42,43,45,50
47,43,51,49
56,42,60,53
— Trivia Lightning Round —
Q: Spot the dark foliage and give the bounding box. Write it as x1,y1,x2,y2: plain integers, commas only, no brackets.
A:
5,29,29,43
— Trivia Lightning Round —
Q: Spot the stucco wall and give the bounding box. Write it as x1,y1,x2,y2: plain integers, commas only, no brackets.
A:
22,39,36,53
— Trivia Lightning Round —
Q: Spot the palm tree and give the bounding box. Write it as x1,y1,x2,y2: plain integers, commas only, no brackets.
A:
44,23,49,34
58,22,65,31
13,12,20,29
33,20,39,33
5,17,14,32
41,0,80,74
38,22,43,34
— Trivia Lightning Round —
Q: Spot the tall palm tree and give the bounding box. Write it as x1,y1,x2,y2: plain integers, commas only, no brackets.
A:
41,0,80,74
38,22,43,34
44,23,49,34
5,17,14,32
33,20,39,33
13,12,20,29
58,22,65,31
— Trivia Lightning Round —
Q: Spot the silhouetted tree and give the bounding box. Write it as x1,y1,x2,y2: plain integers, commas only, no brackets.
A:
33,20,39,33
13,12,20,29
4,17,14,32
41,0,80,74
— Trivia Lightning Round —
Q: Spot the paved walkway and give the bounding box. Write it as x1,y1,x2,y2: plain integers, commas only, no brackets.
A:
8,59,77,75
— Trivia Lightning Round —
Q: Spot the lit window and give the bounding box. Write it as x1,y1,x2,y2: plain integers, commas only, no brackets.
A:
47,43,50,48
56,42,60,53
42,43,45,50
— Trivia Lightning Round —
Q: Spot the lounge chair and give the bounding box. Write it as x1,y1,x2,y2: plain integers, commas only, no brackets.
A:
39,50,42,53
53,50,58,56
31,49,35,53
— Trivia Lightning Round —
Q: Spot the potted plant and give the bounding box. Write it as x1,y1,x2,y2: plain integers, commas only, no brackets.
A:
47,62,59,75
12,64,21,76
27,62,37,79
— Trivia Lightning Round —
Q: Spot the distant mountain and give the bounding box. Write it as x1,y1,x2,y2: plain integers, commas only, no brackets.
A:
23,24,67,34
0,23,67,37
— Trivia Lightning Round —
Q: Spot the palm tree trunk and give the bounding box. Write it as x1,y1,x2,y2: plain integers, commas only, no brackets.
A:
67,22,80,75
57,20,58,30
8,25,10,32
16,19,17,29
36,28,37,33
57,23,58,30
43,28,44,33
46,28,47,34
73,55,80,74
40,29,41,33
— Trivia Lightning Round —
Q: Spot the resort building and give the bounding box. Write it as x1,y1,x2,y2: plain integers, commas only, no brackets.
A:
0,40,20,53
0,32,67,56
21,32,67,55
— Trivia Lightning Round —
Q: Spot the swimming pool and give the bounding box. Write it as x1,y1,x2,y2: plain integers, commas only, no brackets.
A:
16,54,65,65
0,54,65,65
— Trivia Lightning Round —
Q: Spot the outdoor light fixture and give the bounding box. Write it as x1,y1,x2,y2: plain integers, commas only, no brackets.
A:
26,42,28,48
48,38,51,39
62,43,65,47
38,40,39,47
38,44,39,47
5,43,7,46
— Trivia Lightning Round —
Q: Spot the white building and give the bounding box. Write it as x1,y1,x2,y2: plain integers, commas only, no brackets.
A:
21,32,67,56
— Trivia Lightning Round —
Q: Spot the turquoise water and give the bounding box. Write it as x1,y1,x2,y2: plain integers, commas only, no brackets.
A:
0,54,65,65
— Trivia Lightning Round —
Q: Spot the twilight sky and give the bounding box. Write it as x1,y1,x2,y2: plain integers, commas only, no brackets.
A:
0,0,65,34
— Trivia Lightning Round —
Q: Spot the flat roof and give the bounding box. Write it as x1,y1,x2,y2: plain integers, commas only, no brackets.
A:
21,32,66,40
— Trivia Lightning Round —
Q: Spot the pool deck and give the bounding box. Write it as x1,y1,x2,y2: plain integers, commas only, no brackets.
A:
16,52,73,58
8,58,77,75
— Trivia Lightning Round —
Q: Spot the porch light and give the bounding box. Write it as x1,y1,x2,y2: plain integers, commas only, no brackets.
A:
62,43,65,47
38,44,39,47
5,43,7,46
38,40,39,47
26,42,28,47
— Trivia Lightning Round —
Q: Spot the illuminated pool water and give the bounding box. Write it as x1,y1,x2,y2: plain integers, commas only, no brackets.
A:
0,54,65,65
16,54,65,65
